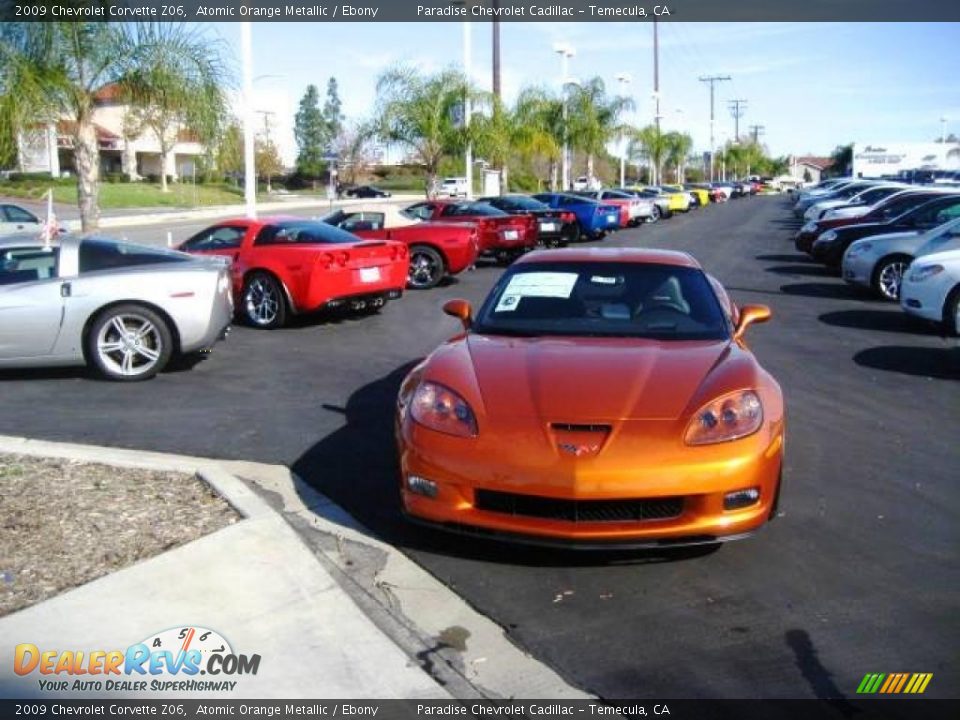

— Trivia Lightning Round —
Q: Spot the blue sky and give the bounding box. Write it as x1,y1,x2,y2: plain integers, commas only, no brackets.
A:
209,22,960,165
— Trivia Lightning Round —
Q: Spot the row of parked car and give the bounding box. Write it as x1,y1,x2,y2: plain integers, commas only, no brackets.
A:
788,176,960,335
0,179,763,381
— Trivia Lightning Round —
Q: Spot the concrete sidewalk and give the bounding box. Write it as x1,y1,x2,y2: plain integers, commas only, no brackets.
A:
0,435,588,701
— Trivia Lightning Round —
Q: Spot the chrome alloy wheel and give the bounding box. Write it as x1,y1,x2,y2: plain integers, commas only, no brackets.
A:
95,314,163,377
409,251,441,288
244,277,280,325
877,260,907,300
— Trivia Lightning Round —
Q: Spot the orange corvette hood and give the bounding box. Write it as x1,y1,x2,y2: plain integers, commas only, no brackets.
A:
464,335,729,421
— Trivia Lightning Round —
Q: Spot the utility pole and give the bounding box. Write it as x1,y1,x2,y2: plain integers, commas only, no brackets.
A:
256,110,275,141
652,18,661,185
240,22,256,219
748,124,765,145
728,99,747,142
492,1,501,100
699,75,730,181
463,19,473,198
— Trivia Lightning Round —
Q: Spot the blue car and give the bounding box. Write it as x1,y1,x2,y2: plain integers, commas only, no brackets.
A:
532,192,621,240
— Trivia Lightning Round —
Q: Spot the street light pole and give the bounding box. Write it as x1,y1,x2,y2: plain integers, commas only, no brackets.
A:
554,43,575,191
616,73,631,188
241,22,256,219
941,116,948,144
464,20,473,198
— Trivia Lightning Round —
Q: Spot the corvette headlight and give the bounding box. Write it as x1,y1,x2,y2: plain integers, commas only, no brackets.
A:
410,381,478,437
908,264,944,282
685,390,763,446
846,242,872,259
819,230,838,243
801,221,817,233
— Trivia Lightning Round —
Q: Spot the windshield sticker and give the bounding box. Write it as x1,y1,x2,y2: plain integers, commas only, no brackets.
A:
494,272,578,312
590,275,622,285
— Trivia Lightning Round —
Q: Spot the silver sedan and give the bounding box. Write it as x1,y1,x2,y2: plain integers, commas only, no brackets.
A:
0,234,233,380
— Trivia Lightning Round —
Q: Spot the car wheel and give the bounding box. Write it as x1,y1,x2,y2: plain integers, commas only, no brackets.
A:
944,285,960,337
408,245,445,289
242,272,287,329
559,224,578,246
86,304,173,381
873,255,911,301
645,205,661,224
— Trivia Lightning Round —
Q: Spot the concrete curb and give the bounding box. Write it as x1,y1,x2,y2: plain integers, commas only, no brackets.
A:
0,435,589,700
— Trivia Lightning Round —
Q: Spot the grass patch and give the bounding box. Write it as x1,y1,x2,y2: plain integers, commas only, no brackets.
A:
0,179,246,209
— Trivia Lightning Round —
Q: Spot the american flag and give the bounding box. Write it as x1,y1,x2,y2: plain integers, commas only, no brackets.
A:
40,188,59,247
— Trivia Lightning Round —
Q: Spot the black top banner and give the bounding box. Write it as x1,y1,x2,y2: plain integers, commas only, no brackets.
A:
1,0,960,22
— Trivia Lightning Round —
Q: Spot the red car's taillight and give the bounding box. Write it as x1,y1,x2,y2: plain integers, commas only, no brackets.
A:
320,252,335,269
337,250,350,266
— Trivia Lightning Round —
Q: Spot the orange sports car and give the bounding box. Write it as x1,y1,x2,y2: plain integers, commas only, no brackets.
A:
395,248,785,548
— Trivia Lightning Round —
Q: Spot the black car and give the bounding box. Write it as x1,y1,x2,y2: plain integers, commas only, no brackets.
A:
477,194,578,247
795,189,949,253
345,185,391,198
811,194,960,267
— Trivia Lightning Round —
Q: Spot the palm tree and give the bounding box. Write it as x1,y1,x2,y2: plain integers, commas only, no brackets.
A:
663,131,693,183
472,88,562,193
0,22,230,231
374,67,470,198
119,23,229,193
630,125,669,185
566,77,633,180
511,88,564,190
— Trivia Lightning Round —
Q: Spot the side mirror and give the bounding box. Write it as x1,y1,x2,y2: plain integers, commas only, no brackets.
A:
734,304,771,341
443,299,473,331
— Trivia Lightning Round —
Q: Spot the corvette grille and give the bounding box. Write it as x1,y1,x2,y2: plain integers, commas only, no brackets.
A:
474,489,683,523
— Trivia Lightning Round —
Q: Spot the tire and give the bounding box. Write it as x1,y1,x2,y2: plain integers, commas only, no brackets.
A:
944,285,960,337
241,271,287,329
407,245,446,289
86,304,173,381
872,254,911,301
559,224,578,246
645,205,661,224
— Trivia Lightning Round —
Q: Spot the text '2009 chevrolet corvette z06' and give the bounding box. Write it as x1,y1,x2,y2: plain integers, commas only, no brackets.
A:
180,217,408,329
395,248,785,549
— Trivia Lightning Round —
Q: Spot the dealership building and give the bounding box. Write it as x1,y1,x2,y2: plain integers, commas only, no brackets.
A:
852,142,960,177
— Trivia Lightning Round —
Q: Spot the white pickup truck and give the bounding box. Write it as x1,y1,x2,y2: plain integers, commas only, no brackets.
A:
436,177,469,198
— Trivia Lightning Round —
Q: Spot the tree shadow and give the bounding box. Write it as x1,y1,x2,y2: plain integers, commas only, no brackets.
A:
765,264,838,278
780,282,871,301
819,310,941,336
291,361,725,568
853,345,960,380
786,629,861,714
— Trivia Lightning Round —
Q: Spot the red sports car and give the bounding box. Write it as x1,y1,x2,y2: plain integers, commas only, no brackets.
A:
180,216,408,328
322,205,479,289
405,200,538,263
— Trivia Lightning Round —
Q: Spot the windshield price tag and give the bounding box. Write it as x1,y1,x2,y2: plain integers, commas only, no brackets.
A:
494,272,578,312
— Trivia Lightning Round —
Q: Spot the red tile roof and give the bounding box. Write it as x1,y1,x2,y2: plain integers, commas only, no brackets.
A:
793,156,834,170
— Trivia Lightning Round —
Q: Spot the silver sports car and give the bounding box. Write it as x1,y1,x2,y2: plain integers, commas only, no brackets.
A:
0,234,233,381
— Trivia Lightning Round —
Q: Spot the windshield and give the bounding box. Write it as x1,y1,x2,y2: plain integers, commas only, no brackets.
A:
488,196,549,211
473,261,730,341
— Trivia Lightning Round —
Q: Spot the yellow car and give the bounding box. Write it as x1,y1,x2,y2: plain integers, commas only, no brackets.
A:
643,186,691,213
682,185,712,207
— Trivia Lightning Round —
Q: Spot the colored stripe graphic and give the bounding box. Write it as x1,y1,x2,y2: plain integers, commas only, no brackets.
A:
857,672,932,694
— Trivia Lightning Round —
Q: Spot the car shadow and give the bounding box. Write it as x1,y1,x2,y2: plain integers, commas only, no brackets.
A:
853,345,960,380
0,366,91,382
755,253,820,265
765,264,838,278
292,361,723,567
780,282,871,301
819,310,942,336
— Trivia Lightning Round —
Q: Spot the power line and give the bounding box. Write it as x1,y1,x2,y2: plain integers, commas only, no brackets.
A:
748,124,766,145
728,99,747,142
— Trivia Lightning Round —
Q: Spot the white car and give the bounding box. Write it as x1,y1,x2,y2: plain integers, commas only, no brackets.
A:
437,177,469,198
842,217,960,300
900,247,960,335
1,203,42,237
572,175,602,191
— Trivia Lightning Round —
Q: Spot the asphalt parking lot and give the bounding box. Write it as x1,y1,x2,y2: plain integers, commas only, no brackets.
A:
2,197,956,699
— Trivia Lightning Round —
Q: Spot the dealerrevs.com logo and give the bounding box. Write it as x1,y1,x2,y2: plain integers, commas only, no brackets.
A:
14,626,261,693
